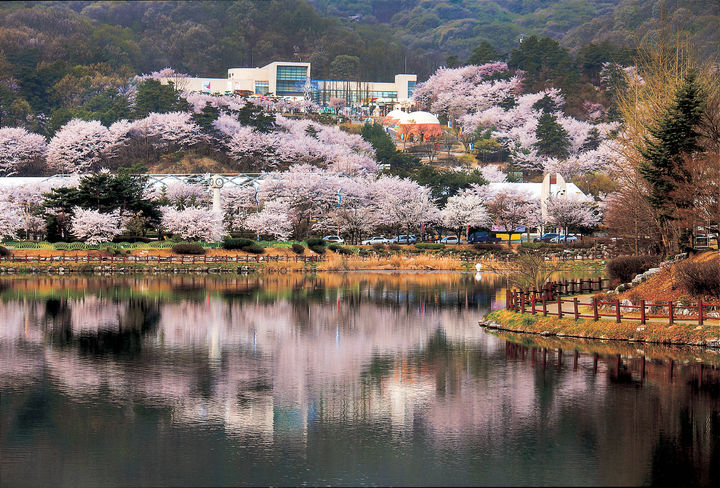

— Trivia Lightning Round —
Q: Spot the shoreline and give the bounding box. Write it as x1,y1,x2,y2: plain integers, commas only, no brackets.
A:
481,309,720,349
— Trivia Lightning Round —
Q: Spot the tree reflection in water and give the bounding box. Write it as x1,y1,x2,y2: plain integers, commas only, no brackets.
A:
0,272,719,486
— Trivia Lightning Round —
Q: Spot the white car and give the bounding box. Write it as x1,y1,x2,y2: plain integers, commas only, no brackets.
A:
322,235,344,244
440,236,462,245
362,236,389,245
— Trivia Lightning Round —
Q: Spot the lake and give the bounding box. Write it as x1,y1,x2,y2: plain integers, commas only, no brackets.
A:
1,272,719,486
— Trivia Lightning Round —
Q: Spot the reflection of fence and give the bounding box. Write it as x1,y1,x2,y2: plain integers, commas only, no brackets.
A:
0,254,324,264
506,279,720,326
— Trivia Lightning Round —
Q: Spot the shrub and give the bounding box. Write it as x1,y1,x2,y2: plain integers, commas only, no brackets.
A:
0,246,10,256
675,259,720,297
306,238,326,248
335,246,353,255
112,235,151,243
328,243,341,251
372,242,386,251
310,245,326,254
291,243,305,255
171,243,205,255
223,237,255,250
415,243,445,250
243,243,265,254
606,255,661,283
388,243,401,251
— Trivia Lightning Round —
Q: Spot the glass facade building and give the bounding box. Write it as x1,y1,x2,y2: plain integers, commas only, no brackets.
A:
276,66,308,96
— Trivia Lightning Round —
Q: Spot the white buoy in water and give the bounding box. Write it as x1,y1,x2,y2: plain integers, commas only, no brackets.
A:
475,263,482,272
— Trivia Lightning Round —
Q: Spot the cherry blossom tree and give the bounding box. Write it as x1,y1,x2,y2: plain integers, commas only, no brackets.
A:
0,201,25,239
442,194,490,238
485,190,542,232
130,112,202,156
545,195,599,234
373,175,439,236
47,119,111,173
244,200,293,240
70,207,123,244
160,206,223,241
0,128,47,176
479,165,508,183
221,185,259,232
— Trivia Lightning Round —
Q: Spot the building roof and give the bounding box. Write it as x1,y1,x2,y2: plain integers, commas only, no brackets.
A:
403,111,440,125
486,181,586,200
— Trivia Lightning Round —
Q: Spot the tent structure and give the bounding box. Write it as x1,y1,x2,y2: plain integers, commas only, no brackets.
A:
397,111,443,140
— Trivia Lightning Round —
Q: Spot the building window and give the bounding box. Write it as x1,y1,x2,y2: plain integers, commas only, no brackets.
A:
407,80,416,97
276,65,307,96
255,81,269,95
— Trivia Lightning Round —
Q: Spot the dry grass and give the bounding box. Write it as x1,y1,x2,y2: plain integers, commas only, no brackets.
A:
486,309,720,347
315,253,468,271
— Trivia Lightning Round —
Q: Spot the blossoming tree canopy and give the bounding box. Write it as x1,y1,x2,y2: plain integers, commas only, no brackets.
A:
0,128,47,176
70,207,123,244
160,206,223,241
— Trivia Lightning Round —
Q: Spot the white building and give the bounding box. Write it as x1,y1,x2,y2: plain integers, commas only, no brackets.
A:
162,61,417,106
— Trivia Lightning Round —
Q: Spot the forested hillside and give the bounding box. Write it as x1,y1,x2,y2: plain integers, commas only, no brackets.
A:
0,1,717,134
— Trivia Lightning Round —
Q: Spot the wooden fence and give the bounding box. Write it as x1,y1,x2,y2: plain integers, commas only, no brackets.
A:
506,279,720,326
0,254,325,264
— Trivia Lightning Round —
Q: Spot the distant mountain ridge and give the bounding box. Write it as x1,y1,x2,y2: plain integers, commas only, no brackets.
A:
309,0,719,60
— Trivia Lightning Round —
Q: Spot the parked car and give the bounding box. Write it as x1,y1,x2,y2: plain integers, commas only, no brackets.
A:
468,231,501,244
390,234,417,244
361,236,389,245
440,236,462,245
534,233,561,242
564,234,580,243
322,235,344,244
549,235,566,243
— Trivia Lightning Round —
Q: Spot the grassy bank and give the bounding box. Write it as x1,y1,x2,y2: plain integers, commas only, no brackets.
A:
483,309,720,348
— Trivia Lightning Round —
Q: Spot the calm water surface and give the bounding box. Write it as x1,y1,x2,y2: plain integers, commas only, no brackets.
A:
1,272,719,487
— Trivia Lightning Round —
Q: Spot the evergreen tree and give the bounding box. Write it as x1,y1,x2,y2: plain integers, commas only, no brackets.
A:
192,102,220,137
580,127,601,151
637,71,705,223
534,112,570,159
134,79,189,118
467,40,500,65
233,102,275,133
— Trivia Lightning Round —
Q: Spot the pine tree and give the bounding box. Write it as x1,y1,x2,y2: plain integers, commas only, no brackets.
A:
637,71,705,223
580,127,601,151
534,112,570,159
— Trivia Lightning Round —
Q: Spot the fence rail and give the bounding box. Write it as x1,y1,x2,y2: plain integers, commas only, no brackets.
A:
506,279,720,326
0,254,325,264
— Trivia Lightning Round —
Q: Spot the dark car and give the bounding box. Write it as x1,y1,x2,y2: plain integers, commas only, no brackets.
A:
468,231,501,244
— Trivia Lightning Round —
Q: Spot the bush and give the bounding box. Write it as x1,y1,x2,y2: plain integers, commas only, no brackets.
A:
112,235,151,243
676,259,720,297
328,243,341,251
606,255,662,283
372,242,386,251
415,243,445,250
243,244,265,254
291,243,305,255
306,238,326,248
0,246,10,256
223,237,255,250
310,245,326,255
335,246,353,255
388,243,401,251
171,243,205,255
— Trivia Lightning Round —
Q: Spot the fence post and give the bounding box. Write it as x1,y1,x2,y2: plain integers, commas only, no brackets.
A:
506,290,511,310
521,294,526,314
615,298,621,323
574,298,579,320
640,299,646,325
593,297,599,321
542,296,547,316
557,295,563,318
531,294,536,314
668,301,674,325
698,299,704,326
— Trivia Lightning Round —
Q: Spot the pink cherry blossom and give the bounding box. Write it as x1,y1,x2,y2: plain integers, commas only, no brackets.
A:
70,207,123,244
160,206,223,241
0,127,47,176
